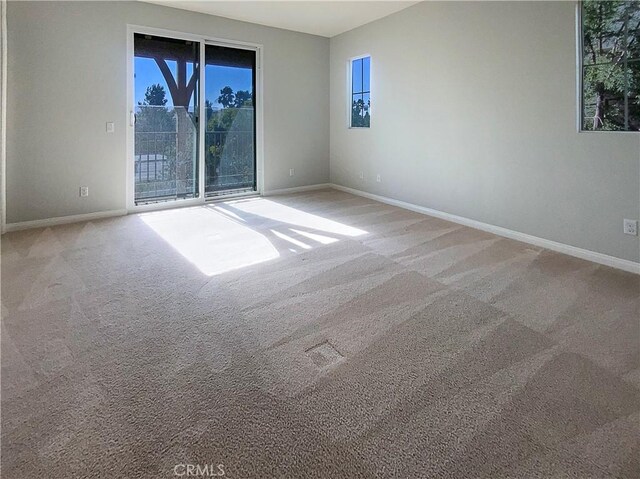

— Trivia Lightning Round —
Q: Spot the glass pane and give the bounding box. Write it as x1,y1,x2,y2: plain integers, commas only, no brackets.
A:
628,60,640,130
351,93,364,127
362,92,371,127
363,56,371,92
205,45,256,195
582,1,640,64
582,63,627,130
624,1,640,34
352,58,363,94
628,28,640,61
630,2,640,34
583,34,623,65
134,34,199,204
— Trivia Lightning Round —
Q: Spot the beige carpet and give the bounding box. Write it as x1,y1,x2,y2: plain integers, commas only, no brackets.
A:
2,189,639,478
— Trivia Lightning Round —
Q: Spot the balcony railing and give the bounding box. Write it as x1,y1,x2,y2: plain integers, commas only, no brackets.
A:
134,129,255,201
205,130,254,194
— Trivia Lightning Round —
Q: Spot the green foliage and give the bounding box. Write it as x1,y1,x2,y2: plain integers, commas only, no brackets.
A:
217,86,235,108
136,83,255,193
351,98,370,127
234,90,253,108
140,84,168,107
206,86,255,188
135,84,175,133
135,84,177,189
582,0,640,130
207,108,253,133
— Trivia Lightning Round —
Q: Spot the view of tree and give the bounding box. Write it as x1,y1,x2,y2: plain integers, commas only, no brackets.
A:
206,86,255,190
135,84,175,152
217,86,236,109
350,56,371,128
136,84,175,132
351,98,371,128
582,0,640,130
234,90,253,108
134,34,257,197
133,34,201,200
140,83,168,107
208,86,254,132
135,81,254,196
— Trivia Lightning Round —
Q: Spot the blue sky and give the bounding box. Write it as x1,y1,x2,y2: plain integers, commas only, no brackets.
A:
205,65,252,107
135,57,252,110
352,56,370,93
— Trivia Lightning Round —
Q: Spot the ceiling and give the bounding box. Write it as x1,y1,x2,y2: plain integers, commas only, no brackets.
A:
142,1,420,37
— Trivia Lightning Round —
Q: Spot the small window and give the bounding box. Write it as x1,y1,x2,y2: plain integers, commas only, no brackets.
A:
580,0,640,131
350,56,371,128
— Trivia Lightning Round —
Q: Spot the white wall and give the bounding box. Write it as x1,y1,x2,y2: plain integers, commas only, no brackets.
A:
330,1,640,263
1,0,7,229
6,1,329,224
6,1,640,264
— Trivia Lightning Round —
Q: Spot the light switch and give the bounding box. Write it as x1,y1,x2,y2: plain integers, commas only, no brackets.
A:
106,122,115,133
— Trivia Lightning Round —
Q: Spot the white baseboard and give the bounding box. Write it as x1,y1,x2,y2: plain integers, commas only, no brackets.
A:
1,184,332,232
4,185,638,275
330,184,640,275
4,209,127,233
263,183,331,196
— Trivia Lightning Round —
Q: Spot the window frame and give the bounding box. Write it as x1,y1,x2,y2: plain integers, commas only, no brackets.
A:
125,25,265,213
577,1,639,133
347,54,371,129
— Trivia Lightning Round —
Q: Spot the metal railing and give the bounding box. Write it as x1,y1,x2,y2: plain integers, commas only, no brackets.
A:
205,130,254,194
135,130,255,200
134,105,198,201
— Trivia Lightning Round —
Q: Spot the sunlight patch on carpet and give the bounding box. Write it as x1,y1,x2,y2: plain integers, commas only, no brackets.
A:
140,207,279,276
224,198,368,237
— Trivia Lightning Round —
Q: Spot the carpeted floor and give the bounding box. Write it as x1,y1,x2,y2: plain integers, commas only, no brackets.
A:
2,189,639,478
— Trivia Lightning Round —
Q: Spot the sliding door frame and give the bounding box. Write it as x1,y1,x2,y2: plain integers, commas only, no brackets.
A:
203,39,259,198
126,25,264,213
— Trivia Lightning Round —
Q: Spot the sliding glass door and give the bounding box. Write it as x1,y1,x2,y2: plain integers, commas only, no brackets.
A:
132,32,257,205
204,45,256,196
134,34,200,204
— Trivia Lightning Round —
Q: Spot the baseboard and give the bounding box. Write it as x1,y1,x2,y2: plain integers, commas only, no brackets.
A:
263,183,332,196
4,186,637,274
4,209,128,233
2,185,331,232
330,184,640,275
2,184,327,232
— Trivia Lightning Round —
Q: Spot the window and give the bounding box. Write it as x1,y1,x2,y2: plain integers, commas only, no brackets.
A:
580,0,640,131
134,34,200,203
132,31,259,206
350,56,371,128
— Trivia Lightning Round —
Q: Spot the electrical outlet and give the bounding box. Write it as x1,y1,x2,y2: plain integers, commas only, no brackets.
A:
376,174,381,183
106,122,115,133
623,219,638,236
79,186,89,197
289,168,295,177
359,171,364,180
